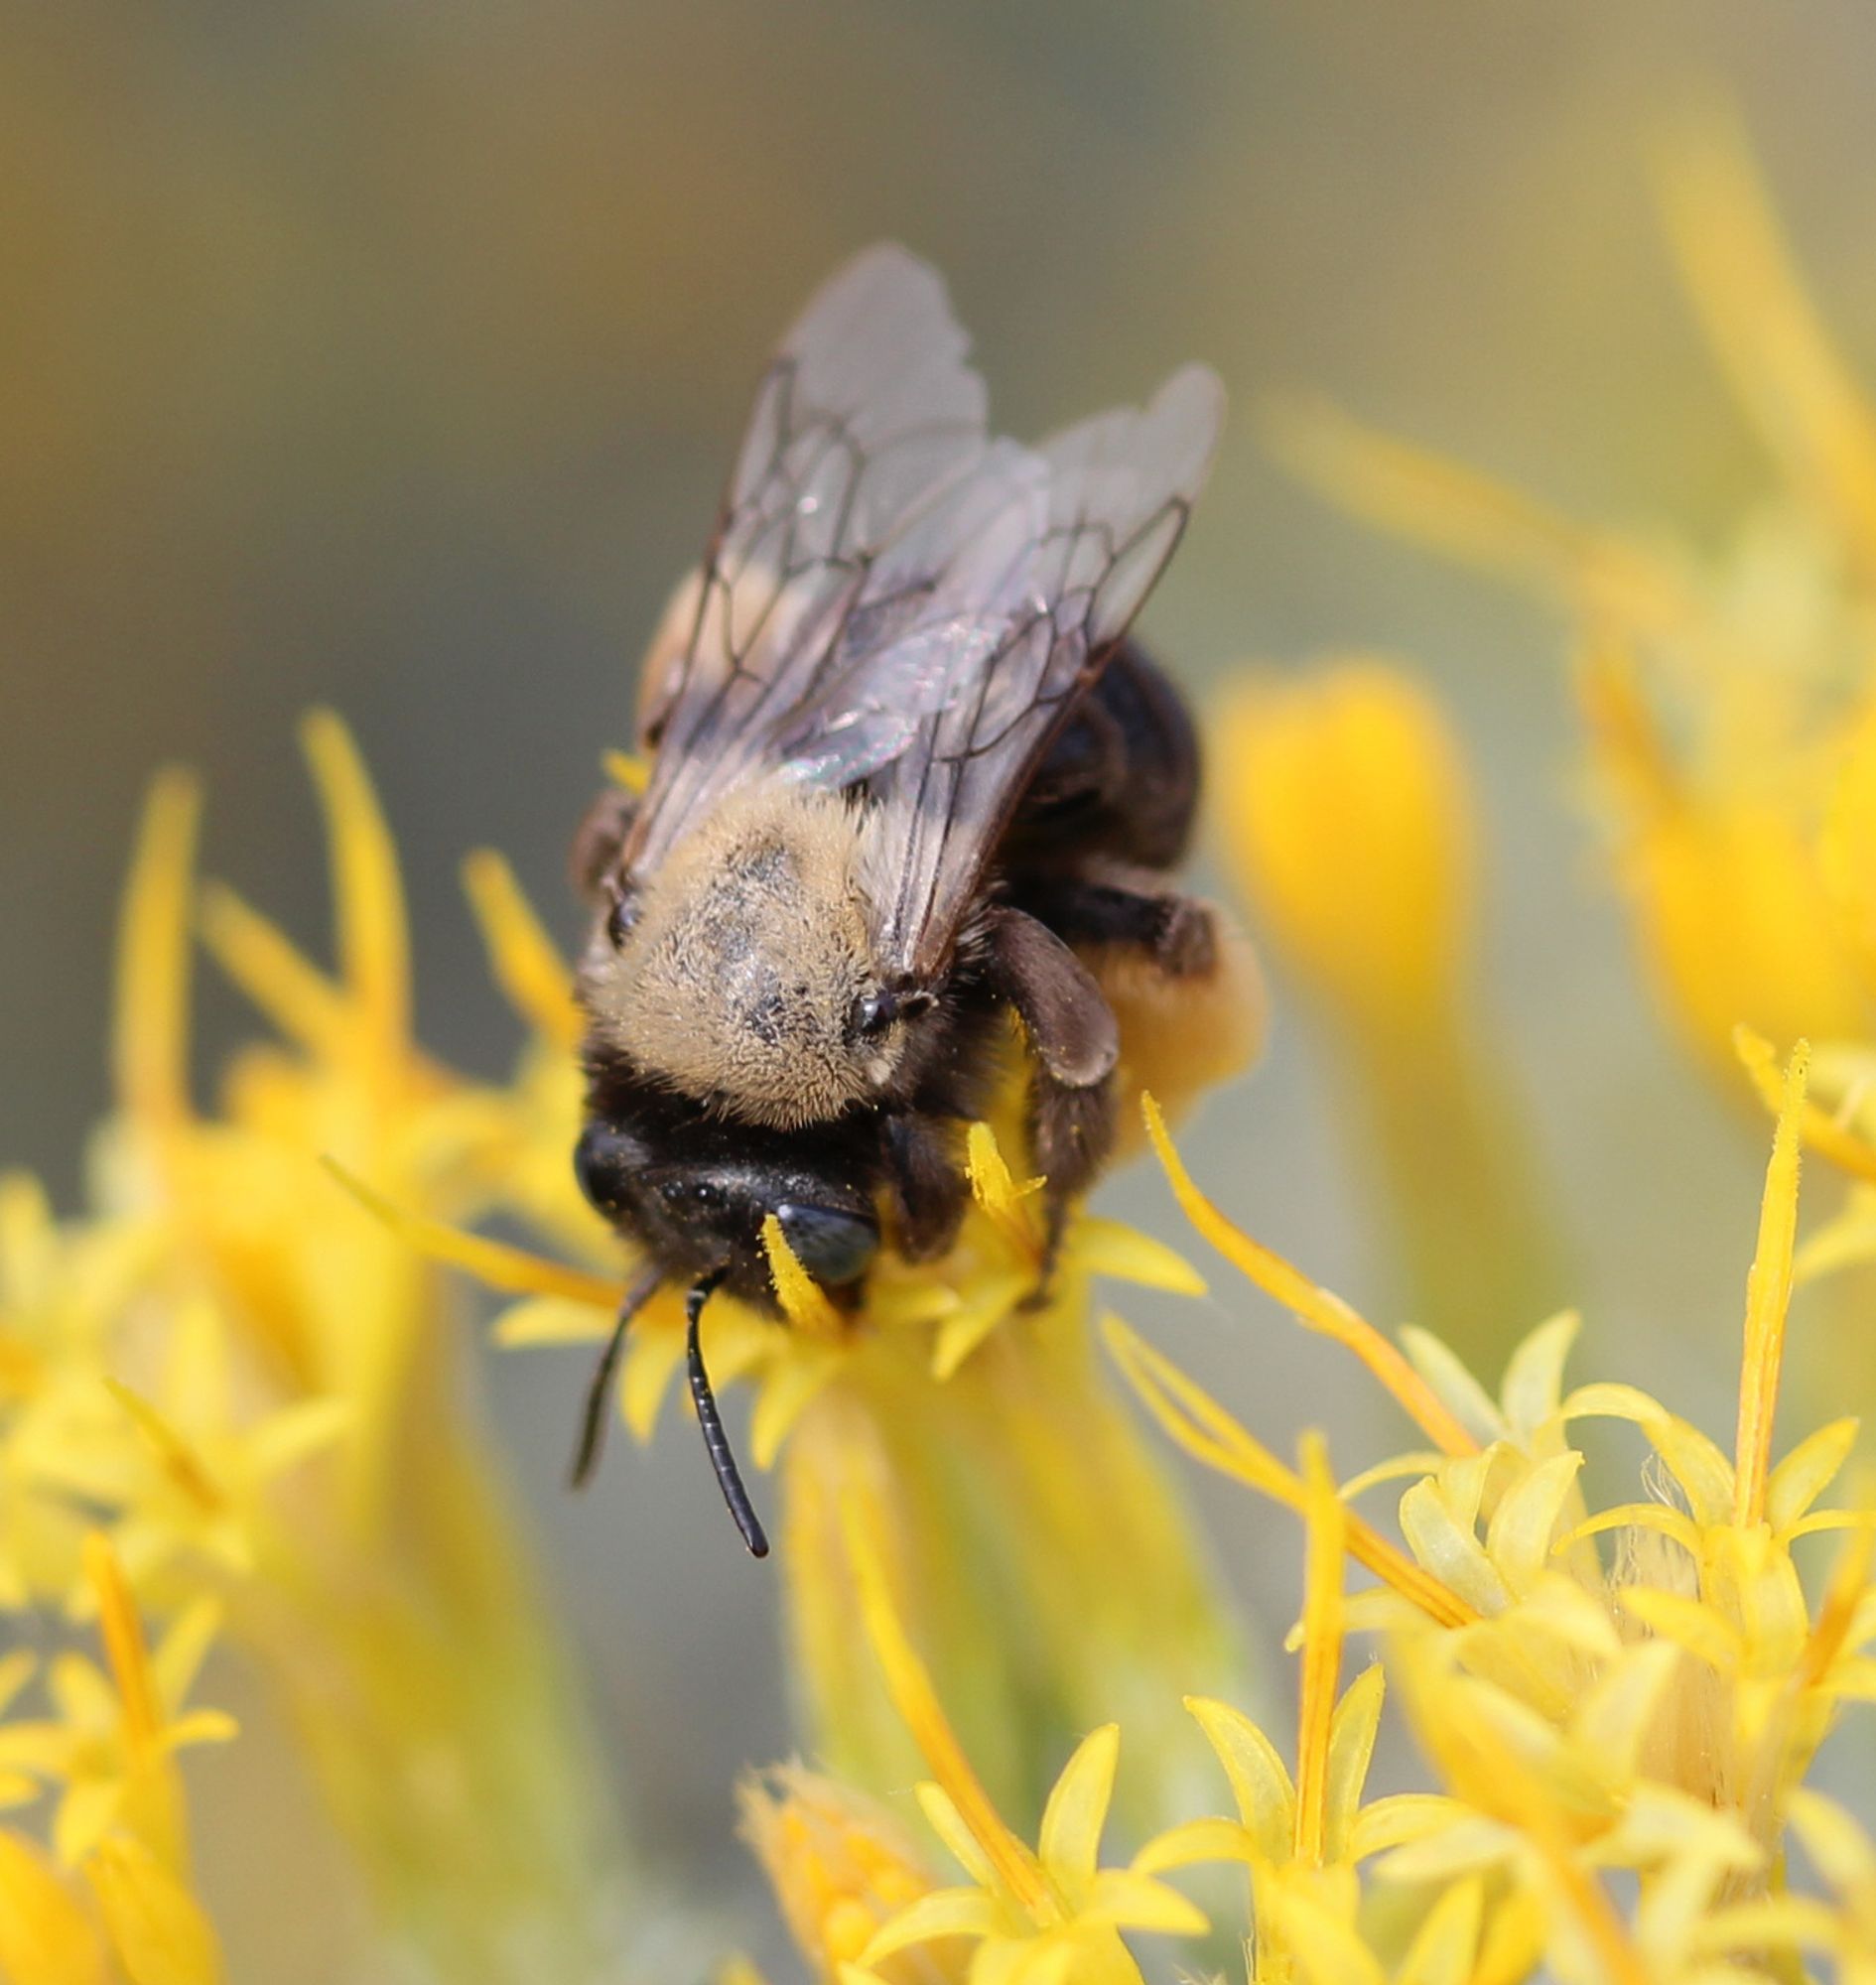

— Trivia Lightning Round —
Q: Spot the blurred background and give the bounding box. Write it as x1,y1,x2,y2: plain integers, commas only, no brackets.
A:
8,2,1876,1975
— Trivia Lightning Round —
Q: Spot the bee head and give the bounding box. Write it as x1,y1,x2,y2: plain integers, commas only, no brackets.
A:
576,1119,879,1307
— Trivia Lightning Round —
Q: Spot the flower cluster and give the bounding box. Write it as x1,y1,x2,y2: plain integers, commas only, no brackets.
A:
729,1054,1876,1985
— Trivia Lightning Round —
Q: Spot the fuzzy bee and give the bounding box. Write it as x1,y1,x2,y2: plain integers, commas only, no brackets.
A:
570,246,1256,1552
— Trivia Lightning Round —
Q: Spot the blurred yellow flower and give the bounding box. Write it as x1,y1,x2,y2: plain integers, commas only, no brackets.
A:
1271,111,1876,1099
738,1763,943,1985
1211,662,1557,1351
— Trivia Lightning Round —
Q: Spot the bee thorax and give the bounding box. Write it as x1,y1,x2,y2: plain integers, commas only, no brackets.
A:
582,783,902,1128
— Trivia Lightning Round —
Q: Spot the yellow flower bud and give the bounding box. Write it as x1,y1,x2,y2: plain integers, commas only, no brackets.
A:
737,1763,947,1985
1216,659,1474,1041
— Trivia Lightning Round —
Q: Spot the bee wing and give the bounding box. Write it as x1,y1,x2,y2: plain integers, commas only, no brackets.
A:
629,244,990,874
855,363,1226,981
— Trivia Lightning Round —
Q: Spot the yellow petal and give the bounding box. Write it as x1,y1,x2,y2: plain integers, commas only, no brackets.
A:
0,1829,111,1985
1292,1431,1344,1866
842,1498,1051,1919
1767,1416,1861,1530
1347,1793,1468,1862
1076,1869,1208,1935
1481,1451,1584,1595
1130,1817,1258,1876
1074,1218,1207,1296
1497,1311,1581,1440
1182,1696,1294,1861
916,1784,999,1893
1570,1641,1682,1786
1736,1024,1876,1187
1395,1875,1485,1985
85,1835,224,1985
197,883,350,1059
461,850,582,1051
860,1888,1002,1964
114,769,201,1139
1105,1316,1473,1629
1036,1725,1119,1890
322,1158,618,1306
1144,1098,1475,1457
301,710,408,1049
1734,1041,1809,1525
1398,1480,1513,1617
1322,1665,1385,1859
761,1217,844,1338
490,1297,608,1347
1615,1588,1744,1674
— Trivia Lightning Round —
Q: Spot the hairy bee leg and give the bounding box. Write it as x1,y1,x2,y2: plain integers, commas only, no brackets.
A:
1024,1070,1116,1301
686,1268,769,1558
983,904,1121,1089
571,788,640,901
1012,874,1218,978
568,1263,664,1490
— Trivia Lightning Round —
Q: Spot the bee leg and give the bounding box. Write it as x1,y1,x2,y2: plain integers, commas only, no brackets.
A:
883,1115,970,1261
1024,1070,1117,1299
570,787,640,902
568,1263,664,1489
686,1267,769,1558
1012,872,1218,978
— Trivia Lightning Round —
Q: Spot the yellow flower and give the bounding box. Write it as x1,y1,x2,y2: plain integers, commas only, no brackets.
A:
842,1497,1208,1985
1107,1051,1873,1968
1269,112,1876,1084
738,1763,945,1985
1137,1436,1463,1981
0,720,646,1981
1217,661,1474,1042
0,1536,233,1873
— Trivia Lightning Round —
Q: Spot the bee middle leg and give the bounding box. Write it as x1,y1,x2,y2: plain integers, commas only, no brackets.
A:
1012,869,1219,979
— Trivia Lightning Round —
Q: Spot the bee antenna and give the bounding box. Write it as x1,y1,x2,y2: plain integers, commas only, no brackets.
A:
686,1267,770,1558
569,1264,665,1489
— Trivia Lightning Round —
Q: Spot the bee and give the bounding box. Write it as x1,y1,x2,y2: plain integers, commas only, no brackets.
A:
570,246,1256,1554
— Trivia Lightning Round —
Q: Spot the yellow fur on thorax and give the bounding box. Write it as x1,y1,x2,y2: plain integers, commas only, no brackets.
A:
587,782,897,1128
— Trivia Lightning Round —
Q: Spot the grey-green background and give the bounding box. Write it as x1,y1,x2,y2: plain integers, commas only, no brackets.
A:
6,4,1873,1976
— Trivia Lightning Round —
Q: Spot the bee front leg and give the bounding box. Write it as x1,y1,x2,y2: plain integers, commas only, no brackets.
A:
982,905,1122,1293
570,788,640,903
883,1115,971,1262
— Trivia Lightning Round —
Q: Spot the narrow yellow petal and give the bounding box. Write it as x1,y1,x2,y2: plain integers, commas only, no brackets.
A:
114,769,201,1138
1767,1417,1861,1531
1292,1432,1344,1867
859,1887,1001,1963
1657,108,1876,574
197,882,350,1057
1797,1506,1876,1694
1322,1665,1386,1860
841,1496,1052,1920
1074,1218,1207,1296
301,710,408,1049
1036,1724,1119,1890
1103,1316,1475,1629
461,850,583,1051
1076,1869,1209,1935
1141,1096,1476,1457
322,1157,618,1306
1130,1816,1259,1876
1735,1024,1876,1186
1735,1041,1809,1526
101,1383,223,1514
83,1534,160,1759
1262,393,1700,637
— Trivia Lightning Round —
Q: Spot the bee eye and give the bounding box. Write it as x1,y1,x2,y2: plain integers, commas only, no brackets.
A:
607,893,640,949
775,1202,877,1286
850,985,933,1038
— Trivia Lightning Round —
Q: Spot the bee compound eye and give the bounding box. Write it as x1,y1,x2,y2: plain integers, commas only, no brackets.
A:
573,1122,645,1217
774,1202,877,1287
606,891,640,949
